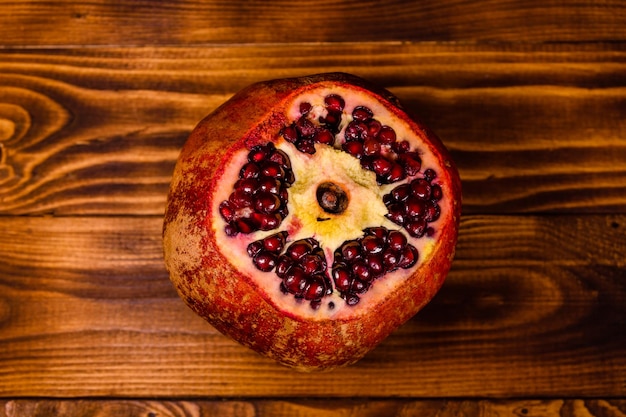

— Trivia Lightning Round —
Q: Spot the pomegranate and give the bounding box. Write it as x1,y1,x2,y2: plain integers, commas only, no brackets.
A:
163,73,461,371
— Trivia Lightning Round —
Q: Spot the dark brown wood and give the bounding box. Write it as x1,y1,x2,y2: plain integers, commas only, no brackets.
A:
1,0,625,46
1,399,625,417
1,44,625,215
0,215,623,397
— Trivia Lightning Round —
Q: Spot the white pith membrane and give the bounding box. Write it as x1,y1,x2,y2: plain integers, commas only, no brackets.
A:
212,85,449,320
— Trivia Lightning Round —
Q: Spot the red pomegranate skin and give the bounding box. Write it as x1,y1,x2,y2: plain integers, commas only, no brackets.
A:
163,72,461,371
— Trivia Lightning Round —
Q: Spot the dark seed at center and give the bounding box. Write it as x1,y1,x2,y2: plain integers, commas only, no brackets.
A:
316,182,349,214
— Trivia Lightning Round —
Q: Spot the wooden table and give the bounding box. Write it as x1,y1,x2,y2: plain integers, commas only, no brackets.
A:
1,1,625,416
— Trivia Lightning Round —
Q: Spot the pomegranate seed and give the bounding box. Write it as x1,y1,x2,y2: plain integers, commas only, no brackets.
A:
341,241,361,262
405,197,426,218
255,213,281,230
240,162,260,179
333,267,352,292
247,240,264,257
391,183,411,202
372,157,393,176
296,116,317,138
321,110,341,128
344,121,367,141
258,177,281,194
263,232,286,252
424,168,437,182
229,189,253,208
387,230,407,252
281,124,298,143
384,163,406,183
315,129,335,145
382,249,400,270
366,254,385,277
269,149,291,170
324,94,345,112
261,161,285,179
398,152,422,176
224,224,238,236
385,203,405,226
405,219,426,238
304,278,326,300
364,227,387,239
424,202,441,222
363,138,381,156
218,201,235,222
394,140,410,154
410,179,431,199
361,235,384,254
345,294,360,306
367,119,382,137
431,184,443,201
286,240,313,260
248,144,272,163
342,141,364,159
352,106,373,121
254,251,277,272
398,245,419,268
255,191,280,214
351,279,367,294
235,178,258,195
296,138,316,154
284,266,307,295
352,261,371,282
299,102,312,114
275,256,292,278
236,218,254,234
377,125,396,144
301,254,323,274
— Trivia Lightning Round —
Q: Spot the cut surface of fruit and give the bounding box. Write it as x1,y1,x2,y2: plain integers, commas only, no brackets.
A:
163,72,461,371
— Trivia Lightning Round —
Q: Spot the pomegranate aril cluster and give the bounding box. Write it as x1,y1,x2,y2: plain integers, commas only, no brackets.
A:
384,168,442,238
280,94,345,154
332,227,419,305
341,105,422,185
219,143,294,235
248,234,333,309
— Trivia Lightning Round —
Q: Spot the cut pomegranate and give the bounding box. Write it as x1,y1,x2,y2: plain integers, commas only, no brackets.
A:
163,72,461,371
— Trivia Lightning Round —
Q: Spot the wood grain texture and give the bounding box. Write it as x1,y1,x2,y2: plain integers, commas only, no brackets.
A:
0,215,624,397
1,44,625,215
1,399,625,417
1,0,625,46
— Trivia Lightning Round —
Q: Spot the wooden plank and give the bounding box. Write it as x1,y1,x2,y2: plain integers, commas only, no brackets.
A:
1,398,625,417
1,0,625,46
0,215,624,397
1,44,625,215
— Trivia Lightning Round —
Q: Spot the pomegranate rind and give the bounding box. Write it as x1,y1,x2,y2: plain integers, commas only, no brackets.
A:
163,72,461,371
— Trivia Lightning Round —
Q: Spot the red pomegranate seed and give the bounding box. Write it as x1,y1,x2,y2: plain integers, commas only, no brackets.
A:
235,178,258,195
218,201,235,222
352,261,371,282
240,162,260,179
405,197,426,218
254,191,281,214
344,121,368,141
394,140,410,154
341,241,361,262
372,157,393,176
366,254,385,277
263,232,286,252
281,124,298,143
430,184,443,201
304,278,326,300
367,119,382,137
385,163,406,183
398,245,419,268
342,141,364,159
269,149,291,169
382,249,400,269
258,177,281,194
361,235,384,254
236,218,254,234
261,161,285,179
385,203,406,226
300,102,312,114
405,219,426,238
363,138,381,156
377,125,396,144
297,138,316,154
352,106,373,121
387,230,407,252
254,251,277,272
398,152,422,176
424,168,437,182
391,183,411,202
364,227,387,239
287,240,313,260
321,110,341,128
254,213,281,230
296,117,317,138
275,256,292,278
284,266,307,294
247,240,264,257
424,202,441,222
410,179,431,199
345,294,360,306
301,254,323,274
324,94,345,112
333,267,352,292
315,129,335,145
229,189,253,209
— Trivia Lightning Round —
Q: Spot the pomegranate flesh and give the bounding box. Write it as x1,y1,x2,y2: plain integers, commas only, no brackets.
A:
163,73,461,371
